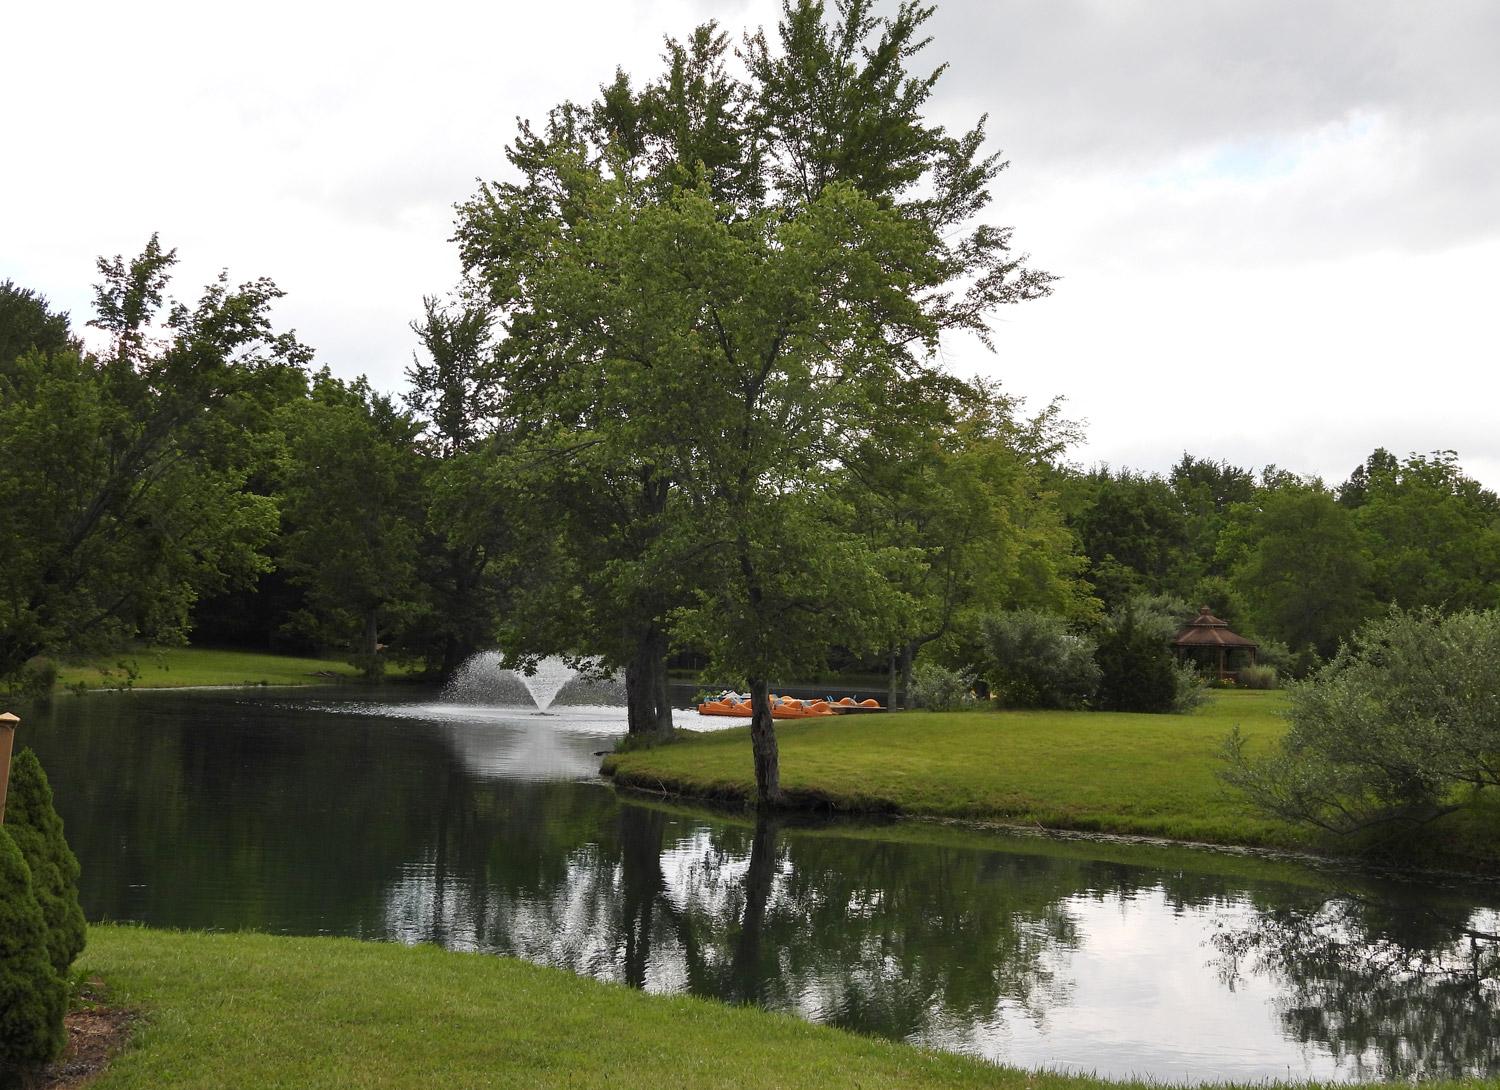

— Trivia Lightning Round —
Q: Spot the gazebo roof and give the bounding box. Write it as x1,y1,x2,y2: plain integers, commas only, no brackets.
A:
1172,607,1258,649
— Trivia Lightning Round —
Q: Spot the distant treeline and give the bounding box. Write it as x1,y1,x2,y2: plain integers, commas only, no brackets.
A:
3,263,1496,692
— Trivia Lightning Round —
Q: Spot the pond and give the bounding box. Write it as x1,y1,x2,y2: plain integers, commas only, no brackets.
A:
14,687,1500,1083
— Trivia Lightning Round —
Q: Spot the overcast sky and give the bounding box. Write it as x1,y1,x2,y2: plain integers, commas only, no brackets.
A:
5,1,1497,488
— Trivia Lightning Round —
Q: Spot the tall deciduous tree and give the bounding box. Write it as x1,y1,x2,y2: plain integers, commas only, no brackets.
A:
455,1,1052,800
276,370,424,675
1222,480,1374,658
402,297,517,677
1340,449,1500,613
0,240,308,683
849,383,1092,705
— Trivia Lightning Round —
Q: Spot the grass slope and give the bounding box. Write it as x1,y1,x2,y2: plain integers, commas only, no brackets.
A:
79,926,1483,1090
54,648,402,690
604,693,1500,866
80,926,1108,1090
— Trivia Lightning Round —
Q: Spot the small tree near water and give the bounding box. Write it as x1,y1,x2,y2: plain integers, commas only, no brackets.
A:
1222,608,1500,839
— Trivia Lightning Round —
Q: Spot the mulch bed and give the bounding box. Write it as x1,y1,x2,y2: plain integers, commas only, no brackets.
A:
18,981,134,1090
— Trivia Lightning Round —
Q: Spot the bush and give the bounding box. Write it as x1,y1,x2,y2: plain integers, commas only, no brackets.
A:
979,610,1100,710
1222,608,1500,839
1094,605,1204,713
1236,664,1278,690
0,826,67,1070
1,658,57,699
5,749,86,975
907,661,979,712
1255,639,1321,681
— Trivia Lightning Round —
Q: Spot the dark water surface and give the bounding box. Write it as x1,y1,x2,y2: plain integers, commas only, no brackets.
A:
15,688,1500,1083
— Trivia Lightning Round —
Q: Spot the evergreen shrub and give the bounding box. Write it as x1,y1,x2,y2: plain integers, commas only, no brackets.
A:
0,826,67,1071
1095,606,1205,713
5,749,86,974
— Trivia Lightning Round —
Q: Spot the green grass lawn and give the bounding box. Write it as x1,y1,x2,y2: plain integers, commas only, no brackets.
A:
52,647,412,691
605,692,1500,867
75,925,1485,1090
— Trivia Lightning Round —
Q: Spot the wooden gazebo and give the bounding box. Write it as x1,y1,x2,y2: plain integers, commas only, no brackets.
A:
1172,607,1257,681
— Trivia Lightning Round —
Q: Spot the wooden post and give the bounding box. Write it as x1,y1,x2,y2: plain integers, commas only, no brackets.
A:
0,712,18,825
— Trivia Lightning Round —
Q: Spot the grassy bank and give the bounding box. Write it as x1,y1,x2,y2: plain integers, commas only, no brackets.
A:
604,692,1500,867
77,926,1109,1090
75,925,1481,1089
52,647,412,691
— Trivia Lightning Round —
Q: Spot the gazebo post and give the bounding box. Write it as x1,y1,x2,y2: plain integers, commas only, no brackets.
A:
0,711,18,825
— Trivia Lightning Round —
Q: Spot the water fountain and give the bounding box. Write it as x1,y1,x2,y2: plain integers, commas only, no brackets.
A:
443,652,624,711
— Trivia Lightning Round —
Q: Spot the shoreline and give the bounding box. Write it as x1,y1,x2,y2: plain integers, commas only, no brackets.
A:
600,697,1500,877
75,925,1491,1089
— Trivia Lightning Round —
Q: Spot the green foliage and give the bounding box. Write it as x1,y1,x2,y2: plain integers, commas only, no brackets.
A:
0,281,74,367
978,610,1099,710
1340,449,1500,613
0,239,307,684
1,658,56,700
1222,479,1375,657
453,1,1052,757
1094,604,1204,714
3,749,85,975
849,382,1094,698
1253,638,1322,681
276,371,424,675
1072,470,1189,609
907,661,979,712
0,826,66,1070
1222,608,1500,839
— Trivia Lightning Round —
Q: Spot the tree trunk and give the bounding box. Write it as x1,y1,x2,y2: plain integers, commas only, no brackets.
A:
653,648,674,733
624,627,674,736
361,610,381,679
747,677,781,807
887,651,898,712
899,641,916,711
439,634,464,681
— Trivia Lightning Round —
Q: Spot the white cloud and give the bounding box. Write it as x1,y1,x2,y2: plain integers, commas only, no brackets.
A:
4,0,1497,488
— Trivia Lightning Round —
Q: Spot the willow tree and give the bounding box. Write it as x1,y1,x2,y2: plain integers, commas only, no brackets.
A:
455,1,1052,794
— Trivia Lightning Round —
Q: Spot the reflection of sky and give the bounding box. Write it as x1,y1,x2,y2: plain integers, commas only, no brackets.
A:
377,829,1395,1082
912,890,1358,1083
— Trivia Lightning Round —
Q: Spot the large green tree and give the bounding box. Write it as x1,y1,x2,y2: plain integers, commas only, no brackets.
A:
1340,449,1500,613
401,297,518,677
0,240,307,683
1070,469,1191,610
455,1,1052,798
276,370,424,675
849,384,1091,705
1221,479,1374,657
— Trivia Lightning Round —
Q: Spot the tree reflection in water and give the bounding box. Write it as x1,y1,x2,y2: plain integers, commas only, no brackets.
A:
27,691,1500,1080
1213,887,1500,1080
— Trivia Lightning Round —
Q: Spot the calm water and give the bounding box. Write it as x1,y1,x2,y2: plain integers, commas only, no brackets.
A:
14,688,1500,1083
